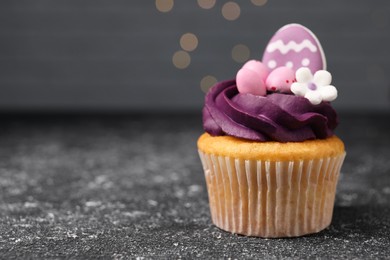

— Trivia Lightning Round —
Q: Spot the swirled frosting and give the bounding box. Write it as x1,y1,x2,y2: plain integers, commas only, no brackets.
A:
203,79,338,142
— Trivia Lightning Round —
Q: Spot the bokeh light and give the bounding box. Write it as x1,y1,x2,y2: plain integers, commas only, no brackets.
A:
172,50,191,69
200,75,218,93
180,33,199,52
155,0,174,13
222,2,241,21
251,0,268,6
197,0,216,9
232,44,250,63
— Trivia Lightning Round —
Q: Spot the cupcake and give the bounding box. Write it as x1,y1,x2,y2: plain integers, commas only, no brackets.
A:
197,24,346,238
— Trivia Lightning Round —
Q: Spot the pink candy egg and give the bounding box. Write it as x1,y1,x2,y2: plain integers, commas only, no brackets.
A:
236,60,269,96
265,66,295,93
242,60,270,79
236,68,266,96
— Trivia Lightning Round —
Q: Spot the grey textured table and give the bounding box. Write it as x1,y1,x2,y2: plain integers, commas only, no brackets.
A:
0,113,389,259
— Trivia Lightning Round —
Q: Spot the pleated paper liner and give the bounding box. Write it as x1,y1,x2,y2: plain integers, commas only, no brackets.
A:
198,150,346,238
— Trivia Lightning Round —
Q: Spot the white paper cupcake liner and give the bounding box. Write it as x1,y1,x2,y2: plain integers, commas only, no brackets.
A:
198,150,346,238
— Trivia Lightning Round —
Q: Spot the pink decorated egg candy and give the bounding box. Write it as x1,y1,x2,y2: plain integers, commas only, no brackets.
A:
236,68,266,96
236,60,269,96
242,60,270,79
265,66,295,93
262,24,326,73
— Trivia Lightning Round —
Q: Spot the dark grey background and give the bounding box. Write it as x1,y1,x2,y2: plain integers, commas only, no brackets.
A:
0,0,389,112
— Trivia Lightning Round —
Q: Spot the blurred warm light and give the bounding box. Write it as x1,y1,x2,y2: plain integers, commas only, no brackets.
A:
172,50,191,69
232,44,250,63
180,33,198,52
200,75,217,93
251,0,268,6
222,2,240,21
197,0,216,9
155,0,174,13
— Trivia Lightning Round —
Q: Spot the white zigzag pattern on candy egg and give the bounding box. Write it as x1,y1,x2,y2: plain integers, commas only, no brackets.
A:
266,39,317,54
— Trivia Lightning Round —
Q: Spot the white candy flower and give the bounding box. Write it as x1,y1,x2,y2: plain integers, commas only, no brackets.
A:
291,67,338,105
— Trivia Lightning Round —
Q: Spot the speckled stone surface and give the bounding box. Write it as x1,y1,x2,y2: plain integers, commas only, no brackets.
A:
0,114,389,259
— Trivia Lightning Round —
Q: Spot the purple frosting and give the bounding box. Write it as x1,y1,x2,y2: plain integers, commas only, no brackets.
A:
203,79,338,142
